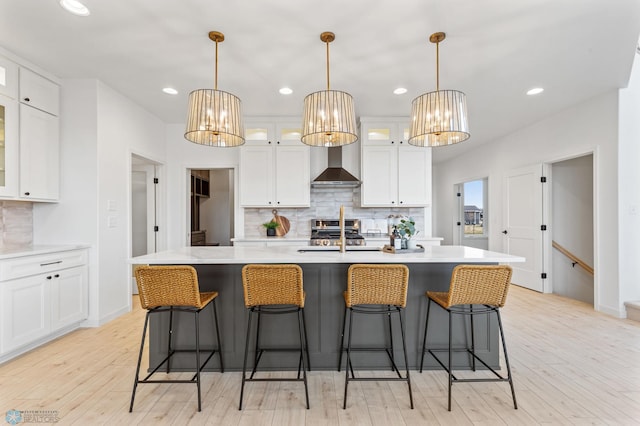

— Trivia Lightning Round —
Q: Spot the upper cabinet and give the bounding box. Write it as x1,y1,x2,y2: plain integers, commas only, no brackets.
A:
19,68,59,116
0,56,18,100
240,120,310,208
360,118,432,207
17,68,60,201
0,57,19,198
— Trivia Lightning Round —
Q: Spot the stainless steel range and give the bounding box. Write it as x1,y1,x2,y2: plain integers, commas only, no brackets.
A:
309,219,365,246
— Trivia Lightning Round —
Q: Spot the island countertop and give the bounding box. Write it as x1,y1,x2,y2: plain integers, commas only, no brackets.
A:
130,245,525,265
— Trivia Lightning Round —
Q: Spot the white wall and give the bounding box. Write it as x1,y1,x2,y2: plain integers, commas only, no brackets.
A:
618,52,640,306
165,124,240,249
34,79,167,325
433,90,621,316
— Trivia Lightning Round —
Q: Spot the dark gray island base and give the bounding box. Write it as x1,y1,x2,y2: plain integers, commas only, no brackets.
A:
147,262,501,371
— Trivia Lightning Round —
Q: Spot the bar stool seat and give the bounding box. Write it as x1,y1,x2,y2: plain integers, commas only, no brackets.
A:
239,264,310,410
339,263,413,409
130,265,223,412
420,264,517,411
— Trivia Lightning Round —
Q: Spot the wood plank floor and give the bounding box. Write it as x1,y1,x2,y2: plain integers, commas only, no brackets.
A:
1,285,639,425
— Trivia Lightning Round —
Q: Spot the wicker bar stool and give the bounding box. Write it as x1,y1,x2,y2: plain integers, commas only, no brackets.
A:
420,264,517,411
129,265,223,412
239,264,310,410
339,264,413,409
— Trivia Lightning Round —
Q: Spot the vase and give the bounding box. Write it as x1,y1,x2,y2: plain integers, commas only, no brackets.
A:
407,239,418,249
266,228,276,237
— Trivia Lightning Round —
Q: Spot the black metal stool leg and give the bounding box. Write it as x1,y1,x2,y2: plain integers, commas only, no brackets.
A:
239,309,253,410
166,308,174,373
496,309,518,409
302,308,311,371
298,309,310,409
398,307,414,409
388,305,396,373
129,311,150,412
343,308,354,409
194,310,202,412
470,304,476,371
420,298,432,373
448,309,453,411
250,308,261,379
338,306,347,372
212,298,224,373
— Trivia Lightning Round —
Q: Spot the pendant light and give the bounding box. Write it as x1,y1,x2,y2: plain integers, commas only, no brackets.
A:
184,31,245,147
301,32,358,147
408,32,470,147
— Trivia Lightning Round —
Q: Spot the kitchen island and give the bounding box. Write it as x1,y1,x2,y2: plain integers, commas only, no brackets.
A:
130,245,524,371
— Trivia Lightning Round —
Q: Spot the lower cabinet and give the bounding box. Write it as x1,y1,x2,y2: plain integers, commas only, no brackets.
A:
0,248,88,358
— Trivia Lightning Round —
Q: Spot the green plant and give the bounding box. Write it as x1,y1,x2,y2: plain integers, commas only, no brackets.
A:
397,217,418,239
262,221,280,230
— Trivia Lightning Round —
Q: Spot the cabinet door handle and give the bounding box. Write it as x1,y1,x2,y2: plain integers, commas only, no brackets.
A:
40,260,62,266
54,274,60,278
46,276,52,280
391,141,395,144
24,192,30,196
277,141,280,144
23,97,30,102
391,201,395,204
268,141,272,144
399,201,403,204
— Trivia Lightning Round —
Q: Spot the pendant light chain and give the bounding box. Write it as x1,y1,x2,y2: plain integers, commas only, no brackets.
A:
435,39,440,92
214,37,219,90
326,38,331,90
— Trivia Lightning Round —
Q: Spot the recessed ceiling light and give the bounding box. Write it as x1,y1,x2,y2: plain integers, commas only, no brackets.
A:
393,87,407,95
162,87,178,95
527,87,544,96
59,0,90,16
279,87,293,95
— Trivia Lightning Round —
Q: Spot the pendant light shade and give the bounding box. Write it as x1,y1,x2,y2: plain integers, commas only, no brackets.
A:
301,32,358,147
184,31,245,147
409,32,470,147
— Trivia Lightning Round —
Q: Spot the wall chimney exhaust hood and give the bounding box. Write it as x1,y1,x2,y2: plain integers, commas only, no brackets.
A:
311,146,361,187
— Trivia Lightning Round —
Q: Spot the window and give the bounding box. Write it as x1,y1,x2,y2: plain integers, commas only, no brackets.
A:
462,179,486,236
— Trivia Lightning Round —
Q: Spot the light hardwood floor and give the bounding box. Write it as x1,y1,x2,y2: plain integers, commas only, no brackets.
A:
1,285,639,425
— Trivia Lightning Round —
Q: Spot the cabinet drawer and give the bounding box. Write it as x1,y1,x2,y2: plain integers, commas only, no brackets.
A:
0,250,88,282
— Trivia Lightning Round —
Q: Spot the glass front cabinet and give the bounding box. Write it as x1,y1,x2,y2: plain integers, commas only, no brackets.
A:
0,55,18,198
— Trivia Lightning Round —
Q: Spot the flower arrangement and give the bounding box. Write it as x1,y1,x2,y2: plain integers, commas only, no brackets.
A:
396,217,418,239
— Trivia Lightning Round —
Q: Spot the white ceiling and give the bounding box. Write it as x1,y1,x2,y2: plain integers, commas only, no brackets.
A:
1,0,639,163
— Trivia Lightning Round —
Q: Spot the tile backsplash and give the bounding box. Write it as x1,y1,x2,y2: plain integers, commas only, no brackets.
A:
0,201,34,248
243,187,425,238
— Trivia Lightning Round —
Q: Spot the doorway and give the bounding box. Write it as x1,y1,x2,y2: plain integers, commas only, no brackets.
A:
131,154,162,294
454,178,488,250
550,155,594,304
188,168,234,246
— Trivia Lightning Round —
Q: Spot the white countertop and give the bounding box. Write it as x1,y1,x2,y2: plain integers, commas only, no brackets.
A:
0,244,90,260
130,245,525,265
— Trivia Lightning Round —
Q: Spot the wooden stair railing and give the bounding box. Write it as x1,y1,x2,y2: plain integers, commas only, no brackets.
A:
552,240,594,276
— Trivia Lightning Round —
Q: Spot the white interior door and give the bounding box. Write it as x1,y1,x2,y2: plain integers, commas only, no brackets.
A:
504,164,545,292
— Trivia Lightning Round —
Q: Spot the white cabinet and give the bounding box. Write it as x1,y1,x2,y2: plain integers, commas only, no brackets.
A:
0,249,88,359
0,95,18,198
0,56,18,99
1,273,51,354
240,121,310,207
19,103,60,200
360,118,431,207
19,68,59,116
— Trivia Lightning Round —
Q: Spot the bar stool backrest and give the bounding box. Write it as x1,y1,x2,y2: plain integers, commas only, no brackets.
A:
346,264,409,307
446,265,513,308
242,264,304,307
134,265,203,309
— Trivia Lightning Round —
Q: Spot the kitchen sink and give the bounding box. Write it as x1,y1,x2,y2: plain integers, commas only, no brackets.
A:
297,246,382,252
